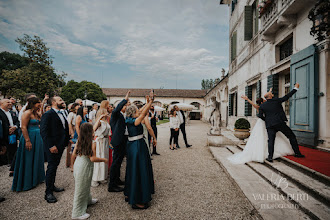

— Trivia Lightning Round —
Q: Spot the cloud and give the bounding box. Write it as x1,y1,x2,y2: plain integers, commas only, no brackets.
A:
0,0,229,89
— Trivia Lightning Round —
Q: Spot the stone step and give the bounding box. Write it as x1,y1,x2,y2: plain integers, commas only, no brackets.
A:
226,145,330,220
210,147,310,220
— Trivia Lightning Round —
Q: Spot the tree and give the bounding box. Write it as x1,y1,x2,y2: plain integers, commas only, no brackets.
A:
0,51,30,74
0,62,65,101
15,34,53,66
60,80,107,104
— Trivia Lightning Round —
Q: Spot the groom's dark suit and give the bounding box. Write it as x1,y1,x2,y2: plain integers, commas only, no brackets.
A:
258,88,302,159
40,108,70,195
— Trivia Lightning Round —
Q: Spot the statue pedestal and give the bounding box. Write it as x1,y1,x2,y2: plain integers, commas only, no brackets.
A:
207,133,233,147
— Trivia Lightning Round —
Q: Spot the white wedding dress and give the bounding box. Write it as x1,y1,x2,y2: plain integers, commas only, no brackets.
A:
227,119,294,164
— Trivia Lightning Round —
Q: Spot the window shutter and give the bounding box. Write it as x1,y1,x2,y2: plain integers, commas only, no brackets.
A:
256,80,261,98
245,86,252,116
228,93,233,116
231,32,237,62
267,74,279,97
244,6,253,41
235,92,238,116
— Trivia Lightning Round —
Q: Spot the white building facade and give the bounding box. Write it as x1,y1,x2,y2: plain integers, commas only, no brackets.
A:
216,0,330,148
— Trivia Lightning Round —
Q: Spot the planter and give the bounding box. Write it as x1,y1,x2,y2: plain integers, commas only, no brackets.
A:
234,129,250,145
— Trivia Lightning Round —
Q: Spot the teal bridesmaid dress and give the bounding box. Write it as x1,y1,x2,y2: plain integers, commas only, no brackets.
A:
124,117,155,205
12,119,45,192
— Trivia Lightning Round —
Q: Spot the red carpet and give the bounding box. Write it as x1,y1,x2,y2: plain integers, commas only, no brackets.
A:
285,146,330,177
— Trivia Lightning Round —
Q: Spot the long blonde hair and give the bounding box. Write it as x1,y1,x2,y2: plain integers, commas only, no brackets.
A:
96,100,109,120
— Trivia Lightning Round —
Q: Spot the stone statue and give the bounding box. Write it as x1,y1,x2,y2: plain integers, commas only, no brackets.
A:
209,99,221,135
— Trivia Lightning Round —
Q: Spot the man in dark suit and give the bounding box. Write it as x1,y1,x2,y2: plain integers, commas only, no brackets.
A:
108,91,130,192
258,83,304,162
148,105,159,155
0,99,19,165
40,96,70,203
0,114,6,202
174,105,192,148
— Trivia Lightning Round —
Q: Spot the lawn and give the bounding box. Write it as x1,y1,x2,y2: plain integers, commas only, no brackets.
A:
156,119,169,125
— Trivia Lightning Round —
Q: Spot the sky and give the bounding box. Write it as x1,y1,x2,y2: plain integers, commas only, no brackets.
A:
0,0,229,89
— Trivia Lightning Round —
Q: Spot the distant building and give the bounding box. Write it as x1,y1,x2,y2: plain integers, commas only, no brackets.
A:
211,0,330,148
102,88,206,120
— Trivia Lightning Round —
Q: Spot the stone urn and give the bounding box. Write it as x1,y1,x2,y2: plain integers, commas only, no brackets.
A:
234,129,250,145
233,118,251,145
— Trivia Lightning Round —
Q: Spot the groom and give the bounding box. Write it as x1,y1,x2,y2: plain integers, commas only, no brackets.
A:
258,83,304,162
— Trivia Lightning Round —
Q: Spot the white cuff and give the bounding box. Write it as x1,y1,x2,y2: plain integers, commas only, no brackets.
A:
294,87,299,91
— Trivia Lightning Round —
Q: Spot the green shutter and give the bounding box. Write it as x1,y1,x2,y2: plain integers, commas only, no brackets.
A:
231,32,237,62
254,2,259,35
267,74,279,97
244,6,253,41
245,86,252,116
228,93,233,116
256,80,261,98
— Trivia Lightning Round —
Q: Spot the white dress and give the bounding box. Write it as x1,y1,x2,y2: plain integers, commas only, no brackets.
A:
227,119,294,164
92,120,110,182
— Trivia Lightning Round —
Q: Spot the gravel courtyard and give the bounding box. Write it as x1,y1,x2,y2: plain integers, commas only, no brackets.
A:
0,120,260,220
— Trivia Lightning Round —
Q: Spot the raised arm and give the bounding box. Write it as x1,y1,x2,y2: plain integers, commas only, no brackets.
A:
278,83,299,103
135,97,152,126
93,114,107,131
241,95,259,110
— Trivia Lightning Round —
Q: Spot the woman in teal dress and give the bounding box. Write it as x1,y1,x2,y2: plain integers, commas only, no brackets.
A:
12,97,45,192
72,106,88,142
124,94,155,209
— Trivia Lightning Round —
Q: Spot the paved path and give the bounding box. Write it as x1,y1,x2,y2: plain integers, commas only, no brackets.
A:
0,121,260,219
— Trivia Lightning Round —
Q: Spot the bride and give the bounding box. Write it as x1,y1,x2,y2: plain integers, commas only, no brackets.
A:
227,89,294,164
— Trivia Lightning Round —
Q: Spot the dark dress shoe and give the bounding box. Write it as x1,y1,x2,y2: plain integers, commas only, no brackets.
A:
265,158,273,163
125,197,129,202
115,179,125,185
294,154,305,158
45,194,57,203
176,145,180,148
53,187,65,192
186,144,192,148
132,204,149,209
0,197,5,203
9,172,13,177
152,152,160,155
108,186,124,192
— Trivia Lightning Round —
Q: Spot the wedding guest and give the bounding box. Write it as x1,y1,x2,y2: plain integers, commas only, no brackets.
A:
169,109,180,150
0,120,6,201
148,105,159,155
16,103,23,113
89,103,98,124
91,102,110,187
0,99,19,165
107,104,114,171
74,106,89,139
40,96,70,203
139,105,157,157
12,97,45,192
71,123,107,220
9,97,18,115
18,93,36,126
75,99,83,107
44,104,52,112
61,103,68,118
174,105,192,148
67,103,79,169
108,91,130,192
124,93,154,209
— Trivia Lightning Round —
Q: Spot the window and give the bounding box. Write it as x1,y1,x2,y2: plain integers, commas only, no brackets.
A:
252,1,259,36
231,31,237,62
245,85,252,116
228,92,238,116
279,37,293,61
244,1,259,41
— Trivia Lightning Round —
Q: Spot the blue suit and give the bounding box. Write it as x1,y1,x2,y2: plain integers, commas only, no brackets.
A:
109,99,128,188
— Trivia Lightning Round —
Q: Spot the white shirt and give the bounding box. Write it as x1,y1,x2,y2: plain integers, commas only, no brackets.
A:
169,116,180,129
0,108,15,127
53,108,66,129
121,111,129,135
67,112,76,126
176,110,184,125
89,109,97,124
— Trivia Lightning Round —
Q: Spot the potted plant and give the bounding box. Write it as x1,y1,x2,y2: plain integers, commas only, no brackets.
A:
234,118,251,144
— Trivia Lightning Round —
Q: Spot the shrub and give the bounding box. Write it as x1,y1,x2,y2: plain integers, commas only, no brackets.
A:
234,118,251,129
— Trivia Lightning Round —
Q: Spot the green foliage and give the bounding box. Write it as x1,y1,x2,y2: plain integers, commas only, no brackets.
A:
234,118,251,129
0,62,65,102
201,78,221,90
0,51,29,74
60,80,107,104
15,34,53,66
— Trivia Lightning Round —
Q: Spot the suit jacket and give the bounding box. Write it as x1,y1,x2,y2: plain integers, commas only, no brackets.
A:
40,108,70,151
110,99,127,147
258,89,297,128
0,109,9,147
180,110,186,124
